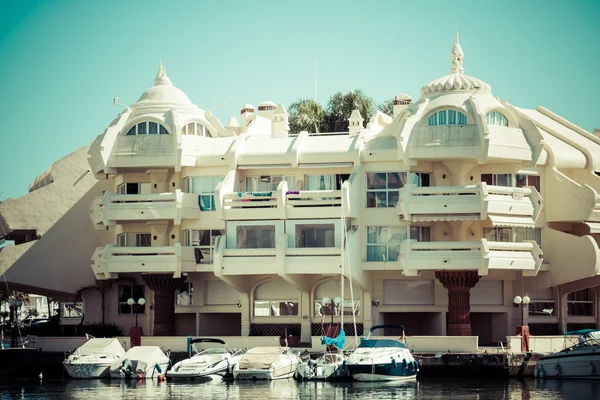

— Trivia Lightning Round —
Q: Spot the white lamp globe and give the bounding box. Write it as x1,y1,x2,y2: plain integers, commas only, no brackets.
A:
322,297,331,305
138,298,146,306
523,296,531,305
127,298,135,306
513,296,522,304
334,296,342,305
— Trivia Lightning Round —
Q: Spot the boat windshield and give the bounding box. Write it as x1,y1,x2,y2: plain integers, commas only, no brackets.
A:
196,348,227,355
358,339,407,349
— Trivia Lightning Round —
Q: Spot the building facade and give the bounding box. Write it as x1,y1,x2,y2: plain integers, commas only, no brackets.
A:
2,36,600,344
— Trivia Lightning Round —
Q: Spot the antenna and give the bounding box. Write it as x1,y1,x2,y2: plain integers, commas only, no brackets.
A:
209,102,227,112
113,97,129,110
313,57,317,102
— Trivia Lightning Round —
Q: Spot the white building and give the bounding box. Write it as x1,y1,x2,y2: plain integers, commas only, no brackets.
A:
1,36,600,345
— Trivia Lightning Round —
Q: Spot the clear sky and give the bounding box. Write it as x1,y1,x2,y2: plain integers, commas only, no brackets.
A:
0,0,598,200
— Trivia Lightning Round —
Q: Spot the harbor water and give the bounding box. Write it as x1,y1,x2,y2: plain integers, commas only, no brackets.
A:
0,377,599,400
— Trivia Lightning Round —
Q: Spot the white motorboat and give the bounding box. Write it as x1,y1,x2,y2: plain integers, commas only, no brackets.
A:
296,329,350,381
63,338,126,378
346,324,419,382
233,347,300,380
167,338,244,380
109,346,170,379
535,329,600,380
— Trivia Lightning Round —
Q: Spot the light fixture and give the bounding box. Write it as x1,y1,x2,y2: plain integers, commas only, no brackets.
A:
322,296,331,305
138,298,146,306
127,298,135,306
334,296,342,305
372,298,381,307
513,296,522,305
522,296,531,305
237,300,242,308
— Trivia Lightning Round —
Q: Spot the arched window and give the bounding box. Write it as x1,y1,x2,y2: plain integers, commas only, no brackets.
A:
126,121,169,136
486,111,509,127
427,110,468,126
181,122,212,137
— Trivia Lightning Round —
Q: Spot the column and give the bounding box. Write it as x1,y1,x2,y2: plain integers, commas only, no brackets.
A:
436,270,480,336
143,274,184,336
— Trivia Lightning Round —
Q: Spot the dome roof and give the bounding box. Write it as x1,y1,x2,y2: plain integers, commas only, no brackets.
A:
421,34,491,97
259,100,276,108
394,93,412,101
132,63,194,108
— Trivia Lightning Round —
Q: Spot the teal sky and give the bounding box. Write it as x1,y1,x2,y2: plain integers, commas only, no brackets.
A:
0,0,599,200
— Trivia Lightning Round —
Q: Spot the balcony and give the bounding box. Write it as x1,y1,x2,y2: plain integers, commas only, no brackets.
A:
215,167,359,221
213,234,343,276
399,239,543,276
91,244,197,279
89,190,201,229
397,183,542,225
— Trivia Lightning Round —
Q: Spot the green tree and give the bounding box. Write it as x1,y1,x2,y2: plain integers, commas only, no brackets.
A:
377,99,394,116
288,98,326,134
324,90,375,133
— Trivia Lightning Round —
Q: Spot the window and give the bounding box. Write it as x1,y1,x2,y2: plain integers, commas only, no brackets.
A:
126,121,169,135
185,176,224,211
304,174,349,190
483,227,542,247
427,110,468,126
486,111,509,127
236,225,275,248
366,172,406,208
314,300,360,317
183,229,224,263
117,183,151,195
117,233,151,247
410,226,431,242
244,175,296,192
176,282,193,306
181,122,212,137
516,174,541,193
118,285,146,314
296,224,335,248
254,300,298,317
366,226,408,262
481,173,512,187
567,289,593,316
410,172,430,187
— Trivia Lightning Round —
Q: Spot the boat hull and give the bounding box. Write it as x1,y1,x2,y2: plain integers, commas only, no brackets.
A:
348,363,418,382
109,361,170,379
234,365,296,380
296,361,351,381
63,361,112,379
536,354,600,380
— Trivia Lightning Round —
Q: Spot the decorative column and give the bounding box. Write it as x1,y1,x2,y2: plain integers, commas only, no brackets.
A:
143,274,184,336
436,271,480,336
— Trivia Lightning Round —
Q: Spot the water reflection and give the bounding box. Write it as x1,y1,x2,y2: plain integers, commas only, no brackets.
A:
2,377,600,400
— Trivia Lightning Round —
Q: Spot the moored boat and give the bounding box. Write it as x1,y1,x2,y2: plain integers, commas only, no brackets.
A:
535,329,600,380
63,337,126,378
167,338,244,380
346,324,419,382
233,347,300,380
296,329,350,381
109,346,170,379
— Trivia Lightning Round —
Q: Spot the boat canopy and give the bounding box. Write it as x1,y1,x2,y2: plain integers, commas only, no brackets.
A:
238,347,286,369
358,339,407,349
369,324,406,334
74,338,126,357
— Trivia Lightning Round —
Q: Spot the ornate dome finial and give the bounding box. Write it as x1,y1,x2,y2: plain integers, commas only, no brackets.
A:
450,32,465,75
154,62,172,86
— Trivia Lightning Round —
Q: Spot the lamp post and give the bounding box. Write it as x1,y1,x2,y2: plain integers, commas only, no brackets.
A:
513,295,531,352
127,297,146,328
8,298,23,347
322,296,342,339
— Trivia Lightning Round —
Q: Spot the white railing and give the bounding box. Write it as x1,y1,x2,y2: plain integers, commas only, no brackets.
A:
285,190,342,207
222,248,277,257
222,192,279,208
109,192,177,203
110,246,178,256
285,247,342,256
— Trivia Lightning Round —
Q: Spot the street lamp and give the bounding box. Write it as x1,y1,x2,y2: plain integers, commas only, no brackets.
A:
127,297,145,328
513,295,531,352
8,298,23,347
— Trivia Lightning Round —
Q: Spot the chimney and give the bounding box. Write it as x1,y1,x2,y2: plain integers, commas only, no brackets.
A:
272,104,290,138
393,94,412,118
240,104,255,128
257,101,277,120
348,109,364,136
227,117,240,135
594,128,600,138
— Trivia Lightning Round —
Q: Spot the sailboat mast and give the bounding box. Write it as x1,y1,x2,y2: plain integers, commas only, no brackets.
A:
340,184,345,331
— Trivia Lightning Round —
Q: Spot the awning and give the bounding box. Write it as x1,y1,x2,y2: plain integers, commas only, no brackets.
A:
488,215,535,228
298,162,354,169
413,214,479,222
237,164,292,170
584,222,600,234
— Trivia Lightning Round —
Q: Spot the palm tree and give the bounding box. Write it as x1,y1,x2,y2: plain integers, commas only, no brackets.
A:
377,99,394,117
325,90,375,133
288,99,326,134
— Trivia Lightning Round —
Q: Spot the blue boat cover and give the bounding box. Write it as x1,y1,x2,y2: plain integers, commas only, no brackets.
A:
358,339,407,349
321,329,346,350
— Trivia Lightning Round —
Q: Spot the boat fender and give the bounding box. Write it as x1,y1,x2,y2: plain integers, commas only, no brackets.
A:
540,368,545,378
155,363,163,374
555,363,561,376
590,363,595,375
413,361,419,371
391,358,397,369
534,366,539,379
136,373,143,380
341,360,346,370
167,360,173,371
